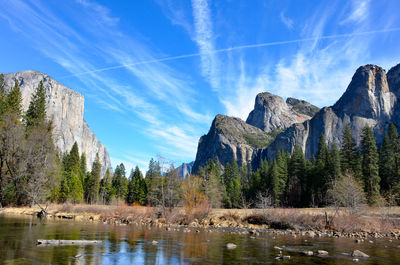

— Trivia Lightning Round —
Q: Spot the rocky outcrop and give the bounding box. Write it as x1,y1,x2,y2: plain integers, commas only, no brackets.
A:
246,92,318,132
257,64,398,163
2,70,112,175
192,115,272,173
175,162,194,178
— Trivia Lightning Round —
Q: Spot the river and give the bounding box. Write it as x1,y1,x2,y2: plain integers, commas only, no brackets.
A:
0,214,399,264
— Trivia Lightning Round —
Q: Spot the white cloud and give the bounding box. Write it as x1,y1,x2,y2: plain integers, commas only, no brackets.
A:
280,11,294,30
342,0,370,25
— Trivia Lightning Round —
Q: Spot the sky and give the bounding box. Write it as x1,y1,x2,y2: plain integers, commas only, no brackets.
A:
0,0,400,173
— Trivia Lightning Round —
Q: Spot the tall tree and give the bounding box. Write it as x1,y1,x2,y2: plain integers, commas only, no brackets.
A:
25,81,46,128
6,80,22,116
86,153,101,204
361,126,380,204
112,163,128,199
285,146,306,207
340,125,358,175
379,123,400,191
0,74,6,117
222,159,241,208
126,166,146,205
199,159,223,208
99,169,113,204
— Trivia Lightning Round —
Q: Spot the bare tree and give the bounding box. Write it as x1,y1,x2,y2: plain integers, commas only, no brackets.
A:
327,172,366,215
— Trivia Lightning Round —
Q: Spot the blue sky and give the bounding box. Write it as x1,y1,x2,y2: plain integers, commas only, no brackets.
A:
0,0,400,173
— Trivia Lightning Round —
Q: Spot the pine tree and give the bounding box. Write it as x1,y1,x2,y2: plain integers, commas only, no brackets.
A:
286,146,306,207
340,125,357,174
68,168,84,203
0,74,6,117
127,167,144,205
99,169,113,204
25,81,46,128
379,123,400,191
86,153,101,204
79,153,87,186
6,80,22,116
361,126,380,204
112,163,128,199
64,142,80,173
199,159,223,208
328,142,341,181
222,160,241,208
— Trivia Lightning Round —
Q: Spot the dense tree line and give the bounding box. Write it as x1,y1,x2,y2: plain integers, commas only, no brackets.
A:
212,124,400,208
2,73,400,209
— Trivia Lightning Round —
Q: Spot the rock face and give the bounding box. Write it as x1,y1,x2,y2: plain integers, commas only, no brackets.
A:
175,162,194,178
2,71,112,175
192,115,271,173
258,64,398,162
246,92,318,132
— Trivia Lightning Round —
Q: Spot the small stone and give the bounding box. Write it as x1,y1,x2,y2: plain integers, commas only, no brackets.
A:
368,240,374,244
302,251,313,256
274,246,283,250
195,230,200,233
351,250,369,258
317,250,329,256
353,258,359,262
355,239,361,243
282,256,290,260
152,240,158,244
226,243,237,249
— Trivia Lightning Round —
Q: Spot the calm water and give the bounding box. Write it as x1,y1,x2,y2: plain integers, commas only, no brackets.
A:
0,214,400,264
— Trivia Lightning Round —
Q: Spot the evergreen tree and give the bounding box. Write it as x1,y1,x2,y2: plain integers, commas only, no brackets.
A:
86,153,101,204
6,80,22,117
379,123,400,191
64,142,80,173
327,142,341,181
0,74,6,117
361,126,380,204
271,150,289,205
313,134,329,204
222,159,241,208
68,168,84,203
99,169,113,204
285,146,306,207
79,153,87,186
112,163,128,199
24,81,46,128
126,166,145,205
340,125,358,174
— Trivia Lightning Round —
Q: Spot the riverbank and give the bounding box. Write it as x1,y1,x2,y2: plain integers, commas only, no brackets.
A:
2,204,400,239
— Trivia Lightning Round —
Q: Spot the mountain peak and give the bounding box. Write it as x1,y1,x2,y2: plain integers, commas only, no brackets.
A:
246,92,318,132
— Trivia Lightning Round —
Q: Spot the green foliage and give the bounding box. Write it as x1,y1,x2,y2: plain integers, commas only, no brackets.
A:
24,81,46,128
112,163,128,199
361,126,380,204
222,159,241,208
340,125,359,176
5,80,22,117
85,153,101,204
99,169,113,204
0,74,6,117
126,166,147,205
198,159,224,208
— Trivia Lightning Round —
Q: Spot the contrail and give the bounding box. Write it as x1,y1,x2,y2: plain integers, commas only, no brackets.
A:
60,27,400,78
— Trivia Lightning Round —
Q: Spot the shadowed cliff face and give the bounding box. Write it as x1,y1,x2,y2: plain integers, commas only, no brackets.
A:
2,71,112,176
257,64,399,164
193,93,318,173
192,115,272,173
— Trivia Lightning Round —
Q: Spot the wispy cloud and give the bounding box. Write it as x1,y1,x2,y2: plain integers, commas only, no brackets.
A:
0,0,210,165
342,0,370,25
280,11,294,30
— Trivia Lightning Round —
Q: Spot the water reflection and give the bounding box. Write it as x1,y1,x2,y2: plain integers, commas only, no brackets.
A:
0,214,399,264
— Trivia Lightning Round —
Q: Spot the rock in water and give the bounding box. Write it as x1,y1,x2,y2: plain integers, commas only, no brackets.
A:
351,250,369,258
2,71,111,175
226,243,237,249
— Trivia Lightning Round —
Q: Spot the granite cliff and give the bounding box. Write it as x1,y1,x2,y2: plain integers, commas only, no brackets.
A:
193,63,400,172
256,64,400,165
2,70,112,175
